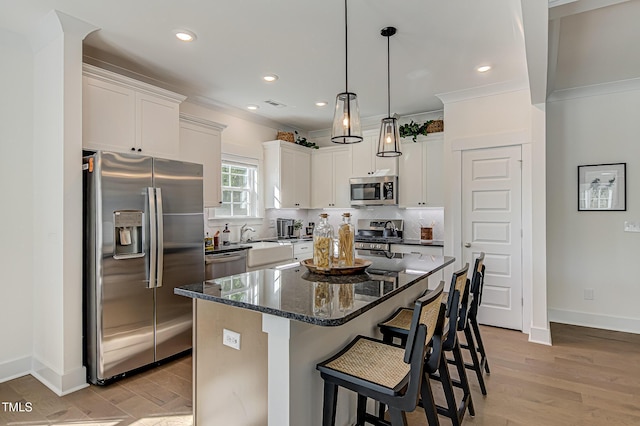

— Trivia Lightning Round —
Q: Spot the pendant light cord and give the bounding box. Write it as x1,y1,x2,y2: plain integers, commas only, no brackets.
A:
387,33,391,117
344,0,348,93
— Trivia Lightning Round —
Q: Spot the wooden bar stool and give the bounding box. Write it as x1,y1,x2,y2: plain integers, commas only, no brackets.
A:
316,282,445,426
455,253,489,395
378,264,474,426
465,258,490,379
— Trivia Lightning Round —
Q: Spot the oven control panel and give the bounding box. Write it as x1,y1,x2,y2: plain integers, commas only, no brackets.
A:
355,241,390,251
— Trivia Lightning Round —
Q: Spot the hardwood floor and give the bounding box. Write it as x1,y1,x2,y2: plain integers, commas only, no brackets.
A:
1,323,639,425
0,356,192,426
406,322,640,426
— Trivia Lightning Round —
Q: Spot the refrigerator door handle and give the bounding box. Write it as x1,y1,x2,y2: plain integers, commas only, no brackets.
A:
148,187,157,289
156,187,164,288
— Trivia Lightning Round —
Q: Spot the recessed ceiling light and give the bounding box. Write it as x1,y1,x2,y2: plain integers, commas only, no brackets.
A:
315,101,328,107
174,29,196,42
247,104,259,110
263,74,279,82
477,65,491,73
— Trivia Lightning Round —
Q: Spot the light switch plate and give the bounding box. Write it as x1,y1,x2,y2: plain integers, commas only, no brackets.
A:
223,328,241,350
624,221,640,232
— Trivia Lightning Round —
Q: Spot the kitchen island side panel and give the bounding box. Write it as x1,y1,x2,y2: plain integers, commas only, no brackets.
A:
194,299,268,426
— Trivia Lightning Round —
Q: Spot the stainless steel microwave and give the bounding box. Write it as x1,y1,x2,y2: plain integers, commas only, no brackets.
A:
350,176,398,206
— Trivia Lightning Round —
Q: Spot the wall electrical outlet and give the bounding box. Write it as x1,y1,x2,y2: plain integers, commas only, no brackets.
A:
269,219,276,228
223,328,241,350
624,221,640,233
584,288,594,301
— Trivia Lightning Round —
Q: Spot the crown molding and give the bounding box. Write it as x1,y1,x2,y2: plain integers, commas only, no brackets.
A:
179,113,227,132
83,55,298,132
549,0,630,20
307,109,445,140
547,77,640,102
186,95,300,133
436,79,529,105
83,63,186,103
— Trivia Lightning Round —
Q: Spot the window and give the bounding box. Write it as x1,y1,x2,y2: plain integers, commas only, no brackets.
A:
217,160,258,217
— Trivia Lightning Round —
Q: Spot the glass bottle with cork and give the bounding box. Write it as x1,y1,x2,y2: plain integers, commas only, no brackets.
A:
313,213,334,270
338,212,355,267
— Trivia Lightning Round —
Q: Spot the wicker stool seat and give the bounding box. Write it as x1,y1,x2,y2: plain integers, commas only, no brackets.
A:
317,282,445,426
378,264,474,426
378,297,451,342
323,337,409,393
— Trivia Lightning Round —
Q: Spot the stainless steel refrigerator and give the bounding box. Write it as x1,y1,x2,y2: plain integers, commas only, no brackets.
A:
83,151,204,384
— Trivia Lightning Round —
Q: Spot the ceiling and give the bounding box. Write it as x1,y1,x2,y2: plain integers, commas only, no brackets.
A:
3,1,638,131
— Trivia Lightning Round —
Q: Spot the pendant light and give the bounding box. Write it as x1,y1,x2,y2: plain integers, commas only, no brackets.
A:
377,26,402,157
331,0,362,144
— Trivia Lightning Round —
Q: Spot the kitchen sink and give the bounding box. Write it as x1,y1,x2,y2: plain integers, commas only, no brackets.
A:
240,241,293,269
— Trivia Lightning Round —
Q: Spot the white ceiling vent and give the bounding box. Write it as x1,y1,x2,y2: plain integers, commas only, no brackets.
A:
264,99,287,108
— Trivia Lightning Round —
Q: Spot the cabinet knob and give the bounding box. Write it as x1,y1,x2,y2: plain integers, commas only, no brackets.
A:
131,147,135,151
464,242,471,248
137,148,142,152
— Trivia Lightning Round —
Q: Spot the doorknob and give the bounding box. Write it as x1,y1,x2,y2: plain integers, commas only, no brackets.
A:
464,242,471,248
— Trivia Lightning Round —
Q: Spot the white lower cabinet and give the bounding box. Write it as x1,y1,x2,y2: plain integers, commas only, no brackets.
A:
82,64,185,159
179,114,226,208
293,241,313,261
311,146,352,208
398,135,444,208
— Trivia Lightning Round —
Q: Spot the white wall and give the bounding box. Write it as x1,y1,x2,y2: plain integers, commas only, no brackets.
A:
547,86,640,333
0,28,34,381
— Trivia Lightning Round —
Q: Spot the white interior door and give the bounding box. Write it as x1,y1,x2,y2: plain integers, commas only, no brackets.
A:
462,145,522,330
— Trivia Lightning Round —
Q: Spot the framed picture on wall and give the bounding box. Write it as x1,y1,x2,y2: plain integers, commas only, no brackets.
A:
578,163,626,211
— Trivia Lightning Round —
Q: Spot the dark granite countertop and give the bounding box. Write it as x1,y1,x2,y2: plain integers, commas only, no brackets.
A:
175,254,454,327
395,239,444,247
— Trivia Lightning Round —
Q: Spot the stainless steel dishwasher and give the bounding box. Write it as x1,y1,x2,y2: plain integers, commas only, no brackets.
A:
205,249,248,280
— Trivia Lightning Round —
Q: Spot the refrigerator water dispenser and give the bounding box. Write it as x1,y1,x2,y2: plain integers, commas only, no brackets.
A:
114,210,144,259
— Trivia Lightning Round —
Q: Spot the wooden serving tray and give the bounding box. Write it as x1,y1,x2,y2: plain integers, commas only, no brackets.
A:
300,258,372,275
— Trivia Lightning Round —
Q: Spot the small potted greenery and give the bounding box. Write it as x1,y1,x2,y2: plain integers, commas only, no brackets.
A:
294,131,320,149
293,220,304,237
399,119,442,142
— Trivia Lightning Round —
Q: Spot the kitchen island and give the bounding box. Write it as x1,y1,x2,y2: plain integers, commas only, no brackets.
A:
175,253,454,426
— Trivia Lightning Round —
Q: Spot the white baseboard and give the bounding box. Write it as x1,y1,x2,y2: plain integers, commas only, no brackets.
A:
31,357,88,396
548,308,640,334
0,356,32,383
528,325,552,346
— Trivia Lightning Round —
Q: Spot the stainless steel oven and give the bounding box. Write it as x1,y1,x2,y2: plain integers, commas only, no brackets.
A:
354,219,403,256
349,176,398,206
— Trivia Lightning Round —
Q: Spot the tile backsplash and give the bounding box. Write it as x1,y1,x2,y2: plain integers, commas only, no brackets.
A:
205,207,444,242
305,207,444,240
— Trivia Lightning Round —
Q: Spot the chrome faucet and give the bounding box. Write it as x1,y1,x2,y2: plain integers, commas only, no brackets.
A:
240,224,255,242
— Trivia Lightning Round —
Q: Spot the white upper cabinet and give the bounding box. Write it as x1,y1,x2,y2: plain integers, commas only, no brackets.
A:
311,146,352,208
82,64,185,159
398,134,444,208
263,140,311,209
179,114,226,208
351,133,398,177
